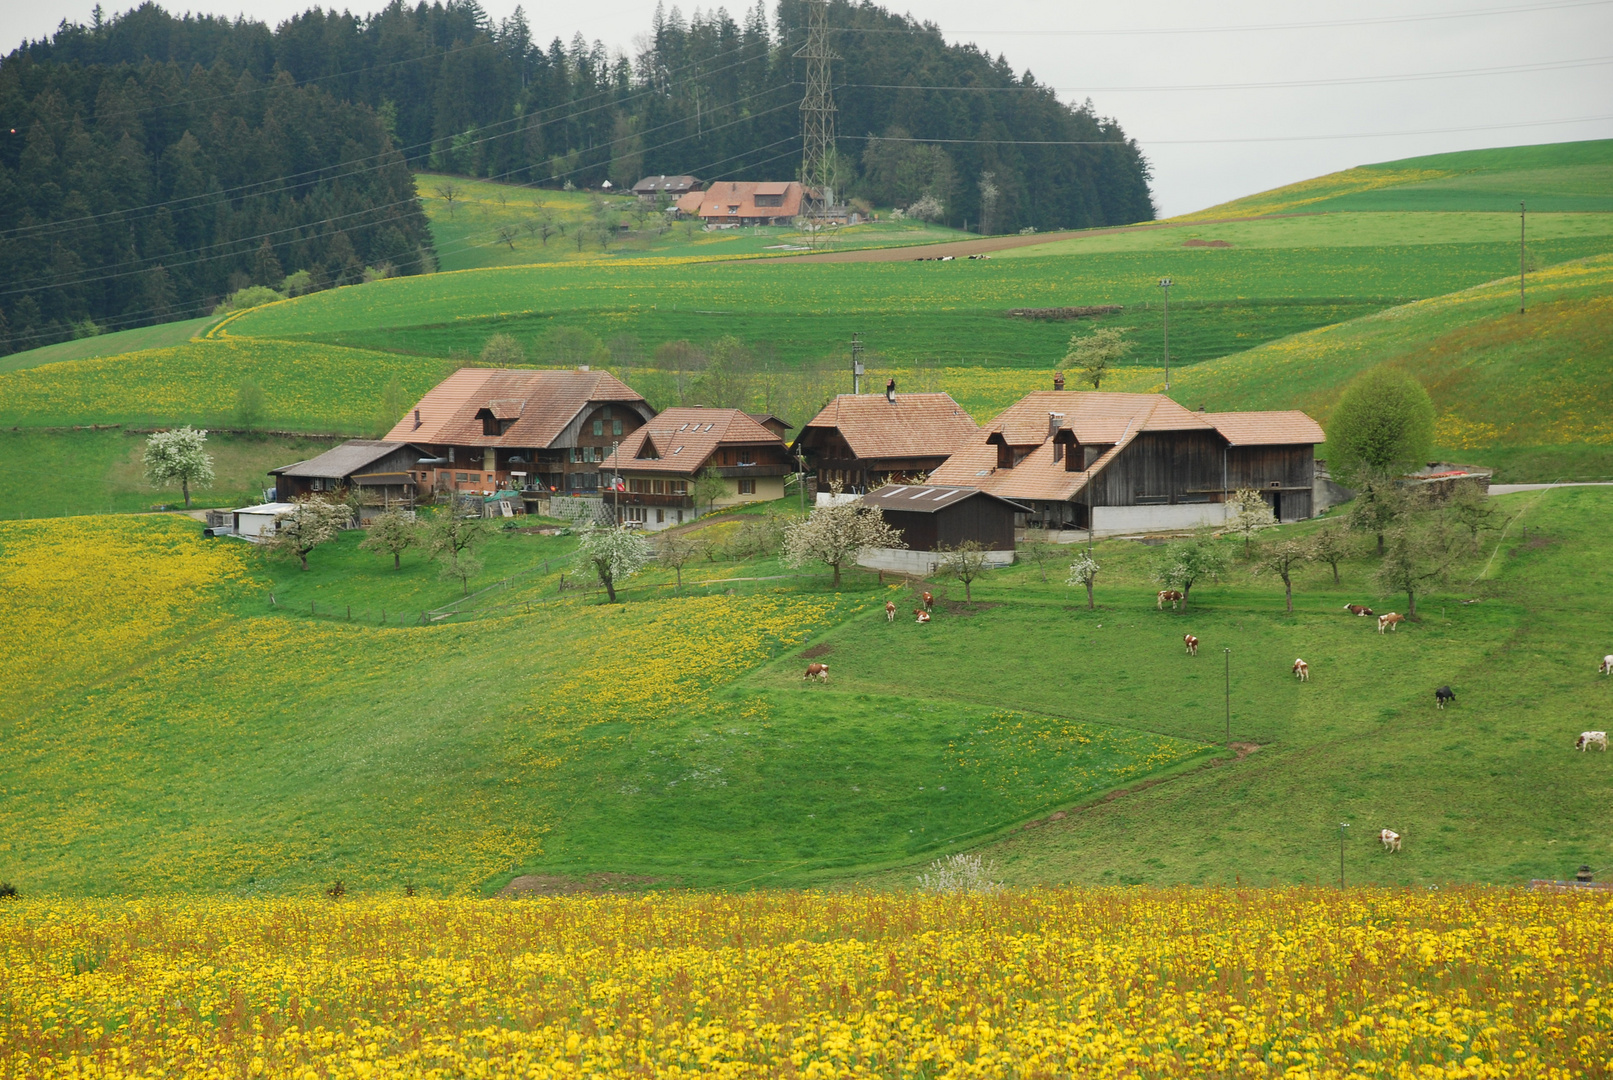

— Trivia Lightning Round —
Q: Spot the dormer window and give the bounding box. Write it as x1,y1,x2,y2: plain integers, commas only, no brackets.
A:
987,432,1012,470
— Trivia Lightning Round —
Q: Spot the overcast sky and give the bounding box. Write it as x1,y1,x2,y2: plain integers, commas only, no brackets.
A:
5,0,1610,216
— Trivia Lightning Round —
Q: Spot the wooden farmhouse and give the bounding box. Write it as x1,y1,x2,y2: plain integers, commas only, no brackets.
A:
928,389,1325,534
270,440,431,516
794,391,980,493
598,407,793,529
676,181,804,226
632,174,702,201
383,367,655,498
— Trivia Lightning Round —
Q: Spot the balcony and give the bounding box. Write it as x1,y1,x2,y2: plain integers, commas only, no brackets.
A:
709,463,793,478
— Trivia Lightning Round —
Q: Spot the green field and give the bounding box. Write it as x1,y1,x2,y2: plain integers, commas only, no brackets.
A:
4,484,1611,895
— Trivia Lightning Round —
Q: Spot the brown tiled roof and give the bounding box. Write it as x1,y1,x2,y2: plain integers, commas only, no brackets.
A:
863,484,1028,514
271,440,425,478
800,393,979,461
632,174,701,194
383,368,650,448
600,407,785,476
1203,411,1326,446
679,180,804,221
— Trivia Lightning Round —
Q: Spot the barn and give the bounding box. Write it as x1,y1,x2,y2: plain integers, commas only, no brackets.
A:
856,484,1025,575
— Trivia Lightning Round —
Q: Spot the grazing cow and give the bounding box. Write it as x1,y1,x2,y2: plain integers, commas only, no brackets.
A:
1184,634,1199,656
886,601,897,622
1378,612,1405,634
914,609,931,624
1379,829,1401,853
803,663,829,681
1434,686,1455,709
1577,731,1609,752
1158,589,1184,611
922,591,934,612
1345,604,1374,617
1600,655,1613,676
1292,658,1309,681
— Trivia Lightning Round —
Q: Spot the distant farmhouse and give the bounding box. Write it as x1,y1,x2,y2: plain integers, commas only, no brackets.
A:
929,387,1325,534
633,175,702,201
270,440,430,516
676,181,804,226
599,407,792,529
794,390,980,492
383,367,655,500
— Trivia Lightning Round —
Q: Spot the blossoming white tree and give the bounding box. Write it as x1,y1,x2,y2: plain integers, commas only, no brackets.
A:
266,496,351,571
141,426,214,507
782,499,904,588
1066,551,1100,610
577,522,650,603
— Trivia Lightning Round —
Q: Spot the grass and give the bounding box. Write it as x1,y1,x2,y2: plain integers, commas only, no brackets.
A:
4,485,1613,896
0,315,213,375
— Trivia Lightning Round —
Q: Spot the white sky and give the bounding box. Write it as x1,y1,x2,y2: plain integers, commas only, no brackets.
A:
5,0,1611,216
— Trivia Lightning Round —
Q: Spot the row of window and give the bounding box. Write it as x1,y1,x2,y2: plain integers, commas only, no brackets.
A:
626,478,689,495
592,418,625,437
623,506,685,525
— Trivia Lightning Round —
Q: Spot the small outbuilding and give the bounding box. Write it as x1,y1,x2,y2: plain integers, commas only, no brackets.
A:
856,484,1026,575
270,440,432,516
232,502,298,542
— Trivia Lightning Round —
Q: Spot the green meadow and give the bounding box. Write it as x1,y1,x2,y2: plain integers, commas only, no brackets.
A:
3,485,1610,895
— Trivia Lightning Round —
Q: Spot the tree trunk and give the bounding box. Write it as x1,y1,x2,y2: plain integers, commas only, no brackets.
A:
675,565,682,590
604,575,618,603
299,552,308,571
1330,561,1340,584
182,479,191,507
830,562,841,588
1085,581,1094,610
1182,582,1192,610
1406,589,1417,617
963,578,972,601
394,551,401,569
1284,575,1293,613
1377,532,1385,556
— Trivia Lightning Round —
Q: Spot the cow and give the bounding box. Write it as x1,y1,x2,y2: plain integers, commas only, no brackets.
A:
1345,604,1374,617
914,609,931,624
1378,612,1405,634
1158,589,1184,611
886,601,897,622
1184,634,1199,656
1434,686,1455,709
803,663,829,681
1292,658,1309,681
922,591,934,612
1577,731,1609,752
1600,655,1613,676
1379,829,1401,853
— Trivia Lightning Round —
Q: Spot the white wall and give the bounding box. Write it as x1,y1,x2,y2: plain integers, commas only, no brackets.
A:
1091,503,1230,536
856,547,1016,576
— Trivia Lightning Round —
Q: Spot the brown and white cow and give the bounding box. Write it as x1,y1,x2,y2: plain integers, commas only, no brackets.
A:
915,609,932,624
803,663,829,681
1577,731,1608,752
1158,589,1184,611
1292,658,1309,681
922,590,934,612
1184,634,1199,656
1379,829,1401,853
1345,604,1374,617
886,601,897,622
1378,612,1405,634
1600,655,1613,676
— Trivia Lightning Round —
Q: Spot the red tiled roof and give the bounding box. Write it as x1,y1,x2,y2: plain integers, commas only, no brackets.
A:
678,181,804,220
383,368,650,448
600,407,785,475
1203,411,1326,446
800,393,979,461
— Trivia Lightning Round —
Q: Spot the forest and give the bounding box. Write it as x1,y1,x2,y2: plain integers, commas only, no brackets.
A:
0,0,1156,352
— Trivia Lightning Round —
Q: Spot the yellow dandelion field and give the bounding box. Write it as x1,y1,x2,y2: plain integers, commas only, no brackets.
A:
1,888,1608,1079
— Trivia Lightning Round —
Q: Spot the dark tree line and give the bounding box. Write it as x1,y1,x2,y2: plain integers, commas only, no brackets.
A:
0,0,1154,354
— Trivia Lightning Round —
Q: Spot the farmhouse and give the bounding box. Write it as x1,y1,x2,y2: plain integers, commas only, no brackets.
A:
383,367,655,497
598,407,793,529
794,391,980,493
633,174,702,201
675,181,804,226
269,439,431,516
856,484,1025,575
928,389,1325,534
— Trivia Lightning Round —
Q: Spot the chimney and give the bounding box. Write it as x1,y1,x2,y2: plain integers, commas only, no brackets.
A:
1048,412,1063,438
412,408,422,430
578,364,590,372
886,378,896,404
1054,371,1065,391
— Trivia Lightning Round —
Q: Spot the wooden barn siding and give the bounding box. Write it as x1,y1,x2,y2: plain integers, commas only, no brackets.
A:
1088,432,1226,507
1226,445,1315,521
884,498,1016,551
884,509,939,551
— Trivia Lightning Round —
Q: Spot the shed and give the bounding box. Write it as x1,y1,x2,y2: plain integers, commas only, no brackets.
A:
232,502,298,542
861,485,1025,552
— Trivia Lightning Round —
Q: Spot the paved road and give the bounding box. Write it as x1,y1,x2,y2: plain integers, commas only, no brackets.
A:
1489,482,1613,494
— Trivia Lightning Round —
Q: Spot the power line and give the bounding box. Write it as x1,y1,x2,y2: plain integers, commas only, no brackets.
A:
829,0,1613,36
838,55,1613,95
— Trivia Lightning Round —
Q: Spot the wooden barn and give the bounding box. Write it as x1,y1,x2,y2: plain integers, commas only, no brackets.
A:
929,388,1325,534
861,485,1023,551
270,440,431,516
794,390,980,493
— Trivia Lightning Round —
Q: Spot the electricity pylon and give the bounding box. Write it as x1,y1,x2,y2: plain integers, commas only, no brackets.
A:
796,0,837,215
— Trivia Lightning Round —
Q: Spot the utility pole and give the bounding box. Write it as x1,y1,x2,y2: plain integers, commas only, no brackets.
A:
1224,647,1231,742
796,0,838,219
851,333,864,394
1519,201,1527,314
1158,278,1173,391
1338,822,1350,888
612,439,620,523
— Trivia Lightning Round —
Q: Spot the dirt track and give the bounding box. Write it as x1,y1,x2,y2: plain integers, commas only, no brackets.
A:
758,213,1300,264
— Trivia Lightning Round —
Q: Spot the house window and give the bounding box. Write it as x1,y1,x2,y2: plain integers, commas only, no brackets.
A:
738,449,754,464
456,473,469,481
652,479,664,494
593,420,604,436
738,478,756,495
612,419,623,436
656,509,664,523
670,480,688,495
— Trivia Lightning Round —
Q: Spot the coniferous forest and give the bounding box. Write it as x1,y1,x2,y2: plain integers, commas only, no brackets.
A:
0,0,1155,352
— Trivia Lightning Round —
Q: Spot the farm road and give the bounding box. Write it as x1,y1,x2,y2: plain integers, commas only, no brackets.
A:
1489,482,1613,494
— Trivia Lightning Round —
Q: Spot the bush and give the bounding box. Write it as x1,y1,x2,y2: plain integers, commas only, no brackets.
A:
917,852,1000,894
0,882,16,900
1326,366,1436,482
213,285,283,315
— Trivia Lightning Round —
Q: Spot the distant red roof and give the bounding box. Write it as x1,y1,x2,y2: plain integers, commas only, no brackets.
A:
799,393,980,462
600,407,786,475
384,368,651,448
677,181,804,221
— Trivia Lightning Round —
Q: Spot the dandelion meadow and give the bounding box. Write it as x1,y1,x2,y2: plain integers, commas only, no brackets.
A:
2,888,1609,1079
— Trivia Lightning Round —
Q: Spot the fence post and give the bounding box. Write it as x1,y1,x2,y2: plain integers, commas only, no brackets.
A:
312,601,316,616
347,605,351,621
381,609,386,624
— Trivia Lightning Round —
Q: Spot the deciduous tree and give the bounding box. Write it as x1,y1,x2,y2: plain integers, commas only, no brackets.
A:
1309,525,1350,584
939,540,991,601
1224,487,1277,554
266,496,351,571
360,506,418,569
1063,327,1132,391
1375,511,1460,618
655,530,699,589
480,333,526,367
691,468,728,516
423,502,492,596
578,522,650,603
1066,551,1100,610
1152,532,1231,611
782,499,905,587
1253,537,1312,613
234,378,265,432
1326,366,1436,484
142,426,214,507
1349,476,1410,556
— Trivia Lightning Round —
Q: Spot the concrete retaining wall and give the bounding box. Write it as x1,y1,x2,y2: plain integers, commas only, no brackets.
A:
856,547,1016,575
1091,503,1230,536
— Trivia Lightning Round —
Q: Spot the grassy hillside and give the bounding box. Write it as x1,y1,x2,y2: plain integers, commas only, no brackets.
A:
1181,138,1613,219
3,485,1611,895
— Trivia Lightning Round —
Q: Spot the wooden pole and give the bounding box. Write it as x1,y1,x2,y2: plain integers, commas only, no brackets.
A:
1519,201,1526,314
